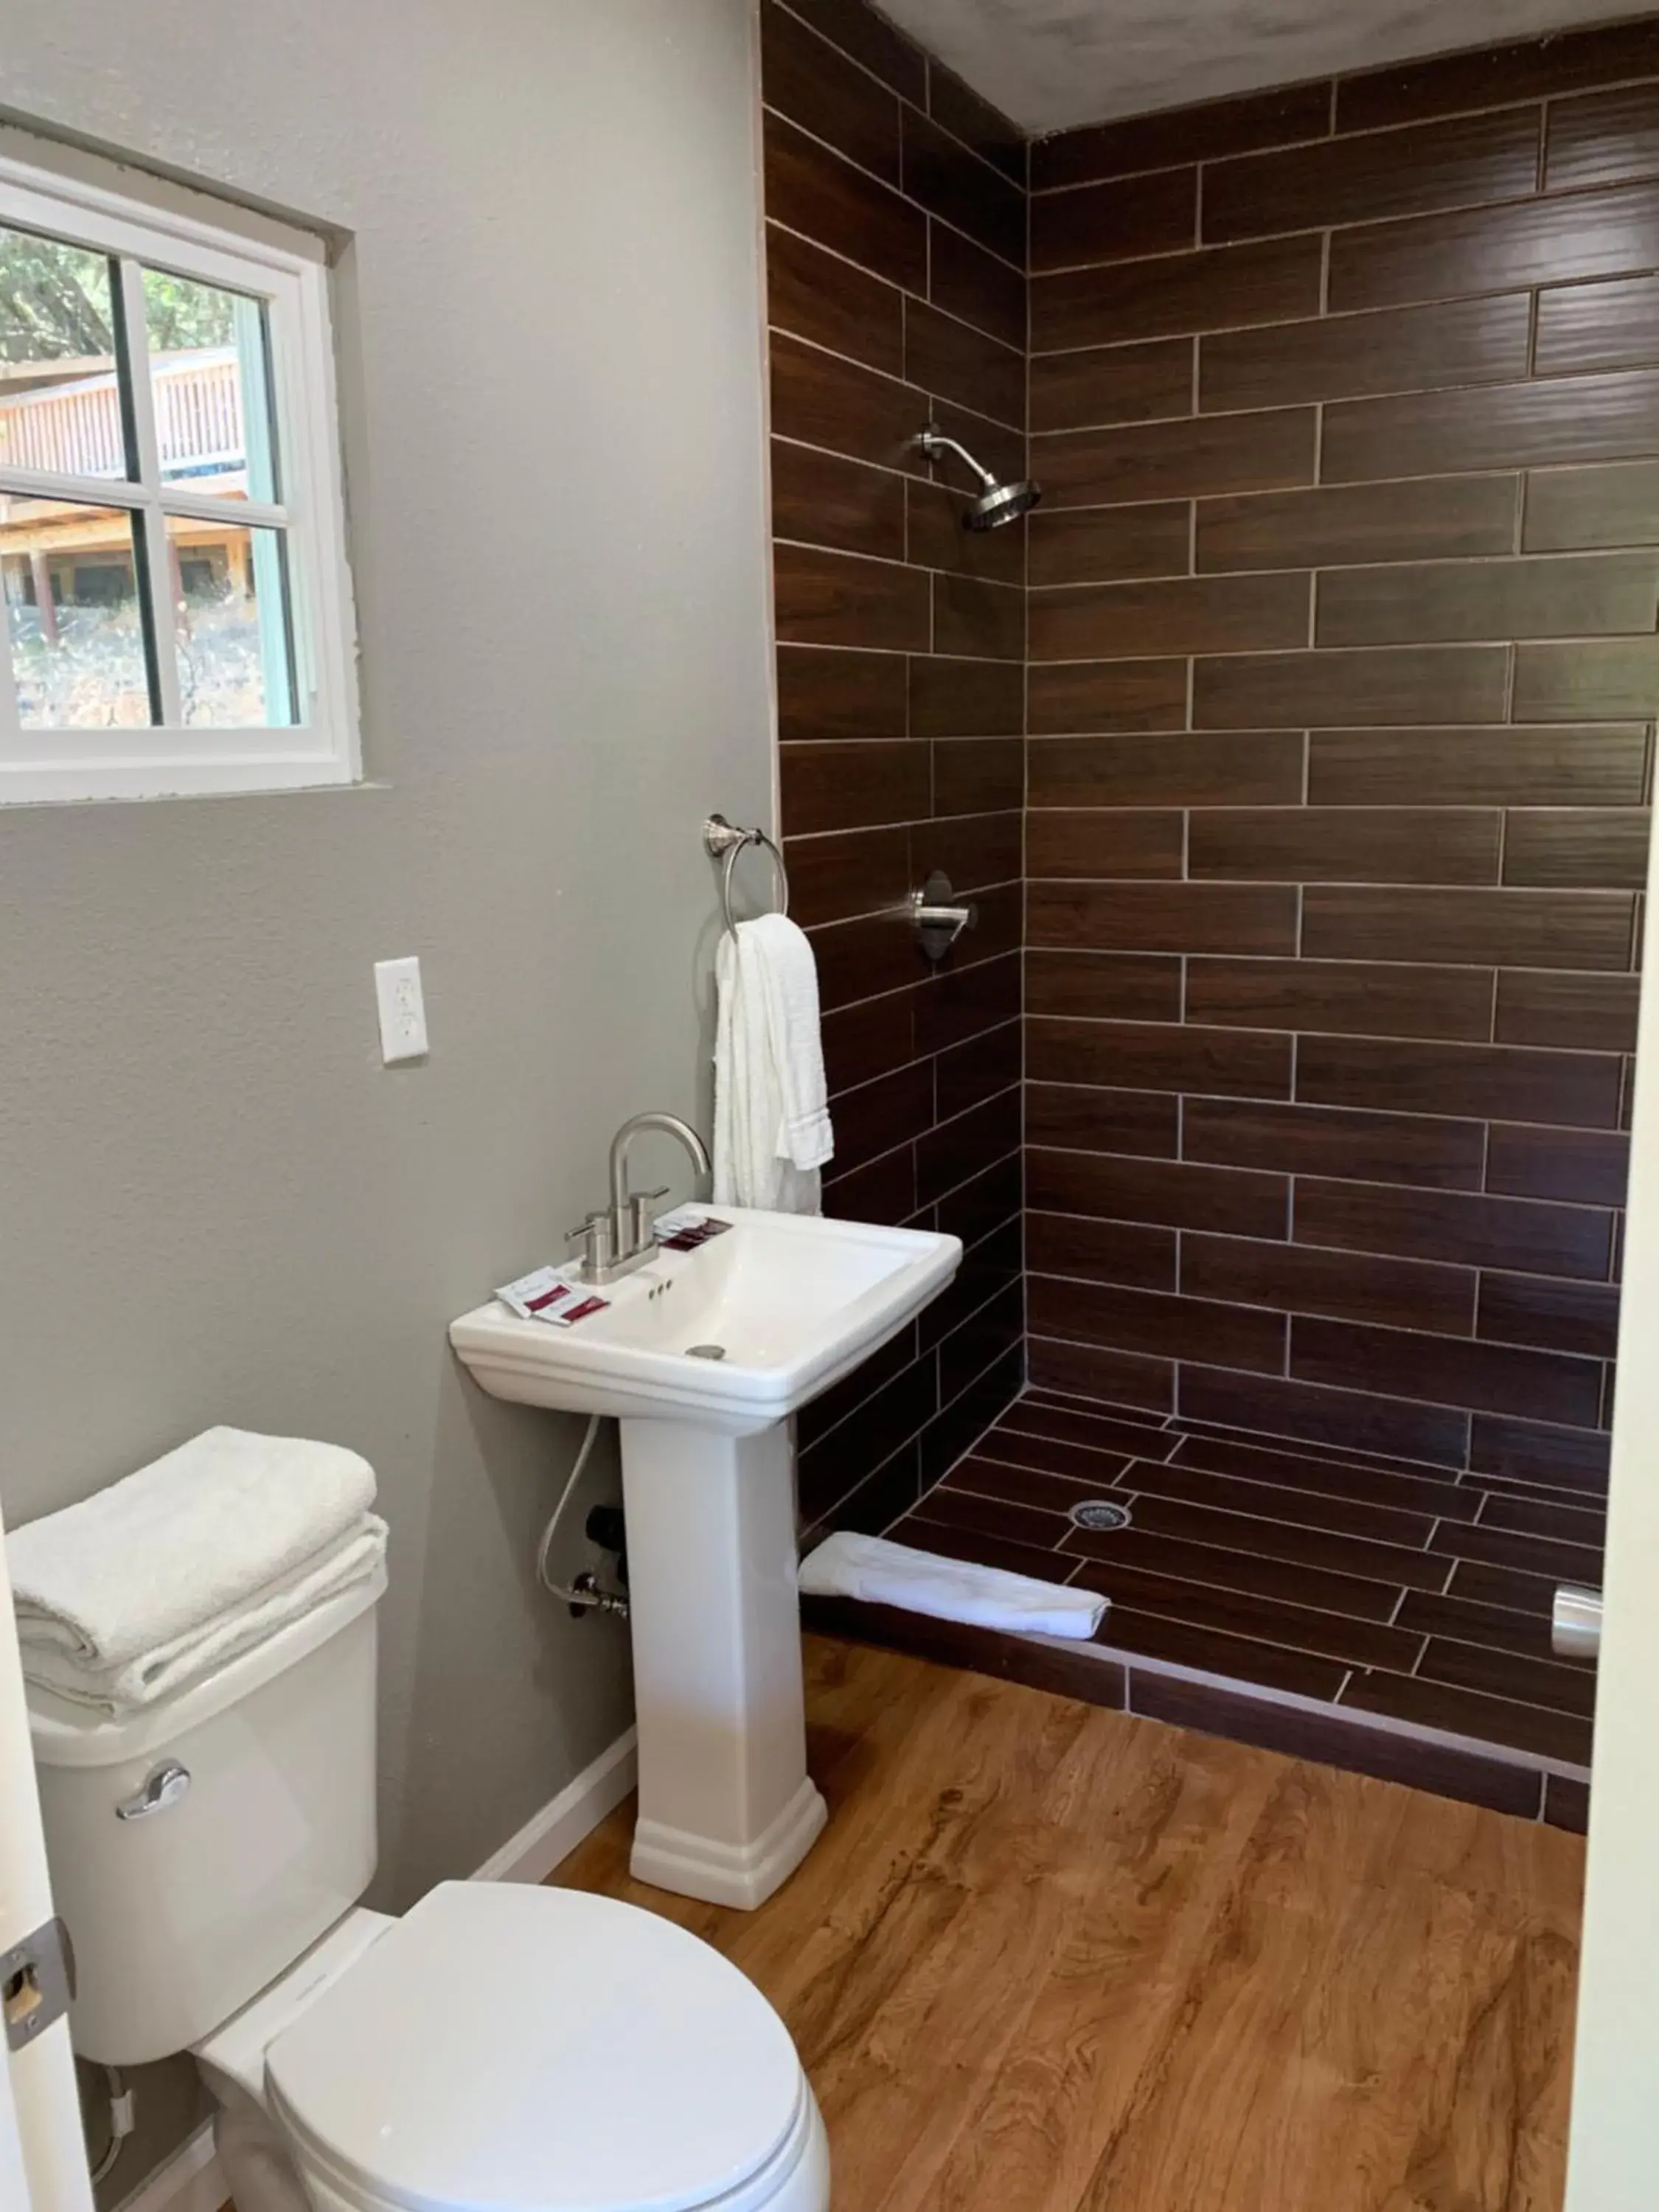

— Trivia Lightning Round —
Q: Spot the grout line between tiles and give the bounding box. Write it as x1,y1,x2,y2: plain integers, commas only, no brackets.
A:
1025,1257,1612,1383
764,82,1026,268
1027,1336,1615,1477
1020,67,1659,201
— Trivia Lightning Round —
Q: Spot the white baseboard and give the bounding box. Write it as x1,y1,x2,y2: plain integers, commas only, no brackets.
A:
110,2119,221,2212
469,1726,639,1884
115,1726,639,2212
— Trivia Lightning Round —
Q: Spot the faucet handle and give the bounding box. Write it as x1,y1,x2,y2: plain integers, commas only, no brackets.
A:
564,1209,615,1280
628,1186,671,1251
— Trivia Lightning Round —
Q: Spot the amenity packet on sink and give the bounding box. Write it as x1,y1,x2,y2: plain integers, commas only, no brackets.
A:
495,1265,610,1327
652,1208,735,1253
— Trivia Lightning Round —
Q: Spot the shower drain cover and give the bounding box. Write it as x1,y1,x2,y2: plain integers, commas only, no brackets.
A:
1068,1498,1133,1532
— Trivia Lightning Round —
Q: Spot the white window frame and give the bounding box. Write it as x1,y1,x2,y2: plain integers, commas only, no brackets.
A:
0,150,359,804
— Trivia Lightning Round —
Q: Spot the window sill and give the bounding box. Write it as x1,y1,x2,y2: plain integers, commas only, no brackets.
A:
0,749,360,807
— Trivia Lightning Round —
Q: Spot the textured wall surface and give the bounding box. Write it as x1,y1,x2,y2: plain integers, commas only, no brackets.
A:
1013,28,1659,1758
0,0,775,2186
878,0,1659,133
759,0,1029,1536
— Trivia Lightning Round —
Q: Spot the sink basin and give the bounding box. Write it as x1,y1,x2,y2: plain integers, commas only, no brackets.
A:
449,1205,961,1913
449,1206,961,1436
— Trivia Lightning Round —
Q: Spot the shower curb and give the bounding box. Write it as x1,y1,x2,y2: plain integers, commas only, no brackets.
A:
801,1593,1590,1833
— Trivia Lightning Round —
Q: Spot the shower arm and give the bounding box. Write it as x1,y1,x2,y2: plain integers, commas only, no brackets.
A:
915,428,998,490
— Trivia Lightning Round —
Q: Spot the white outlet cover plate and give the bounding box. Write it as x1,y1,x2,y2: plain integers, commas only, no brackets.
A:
374,956,428,1064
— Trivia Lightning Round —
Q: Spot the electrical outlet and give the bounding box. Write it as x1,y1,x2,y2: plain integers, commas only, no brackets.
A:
374,956,428,1064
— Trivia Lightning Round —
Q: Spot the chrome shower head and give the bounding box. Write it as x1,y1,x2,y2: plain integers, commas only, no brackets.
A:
917,427,1042,532
964,476,1043,530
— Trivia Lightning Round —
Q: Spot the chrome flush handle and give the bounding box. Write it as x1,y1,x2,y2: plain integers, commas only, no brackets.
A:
115,1760,191,1821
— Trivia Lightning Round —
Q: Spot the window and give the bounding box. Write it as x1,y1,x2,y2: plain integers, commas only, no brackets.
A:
0,149,358,801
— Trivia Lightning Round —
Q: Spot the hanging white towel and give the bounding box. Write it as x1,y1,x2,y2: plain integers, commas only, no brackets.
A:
20,1517,389,1714
799,1531,1107,1641
7,1425,378,1669
714,911,833,1213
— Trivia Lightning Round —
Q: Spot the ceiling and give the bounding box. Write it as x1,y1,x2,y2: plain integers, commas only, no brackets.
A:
875,0,1659,134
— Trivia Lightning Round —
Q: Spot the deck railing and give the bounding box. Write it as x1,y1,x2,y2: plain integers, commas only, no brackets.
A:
0,350,244,484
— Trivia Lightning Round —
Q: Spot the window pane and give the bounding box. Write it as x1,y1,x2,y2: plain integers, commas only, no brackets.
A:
0,494,153,728
0,226,128,480
167,515,294,727
145,270,277,502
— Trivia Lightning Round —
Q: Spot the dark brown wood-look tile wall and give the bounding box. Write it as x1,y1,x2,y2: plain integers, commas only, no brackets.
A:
1021,21,1654,1666
761,0,1029,1536
762,1,1646,1799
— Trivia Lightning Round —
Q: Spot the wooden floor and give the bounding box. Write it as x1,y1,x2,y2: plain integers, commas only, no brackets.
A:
554,1635,1585,2212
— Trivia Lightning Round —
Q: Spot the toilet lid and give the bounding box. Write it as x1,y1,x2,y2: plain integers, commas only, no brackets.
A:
263,1881,807,2212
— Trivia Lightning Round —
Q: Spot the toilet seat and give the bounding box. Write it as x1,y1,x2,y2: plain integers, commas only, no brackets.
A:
262,1882,812,2212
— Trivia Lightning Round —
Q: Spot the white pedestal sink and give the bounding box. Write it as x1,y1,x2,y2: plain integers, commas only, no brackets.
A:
450,1208,960,1907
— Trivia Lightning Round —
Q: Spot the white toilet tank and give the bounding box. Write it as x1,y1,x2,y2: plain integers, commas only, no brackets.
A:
27,1573,383,2067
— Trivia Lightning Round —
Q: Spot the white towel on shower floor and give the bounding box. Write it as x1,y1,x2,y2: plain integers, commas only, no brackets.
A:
799,1531,1108,1641
8,1425,378,1670
714,911,833,1214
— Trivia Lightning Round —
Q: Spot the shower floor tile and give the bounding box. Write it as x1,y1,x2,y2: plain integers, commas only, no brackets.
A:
810,1382,1599,1827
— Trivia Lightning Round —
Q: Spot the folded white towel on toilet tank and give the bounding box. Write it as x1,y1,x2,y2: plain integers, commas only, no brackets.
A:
799,1531,1108,1641
18,1517,388,1714
714,911,834,1214
7,1426,385,1708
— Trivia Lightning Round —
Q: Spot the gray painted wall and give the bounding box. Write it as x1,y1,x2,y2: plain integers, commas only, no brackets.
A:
0,0,774,2188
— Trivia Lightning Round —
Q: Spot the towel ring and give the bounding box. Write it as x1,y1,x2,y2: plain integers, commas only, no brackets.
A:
703,814,790,938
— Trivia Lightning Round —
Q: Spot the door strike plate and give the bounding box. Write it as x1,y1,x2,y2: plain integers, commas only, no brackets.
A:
2,1916,74,2051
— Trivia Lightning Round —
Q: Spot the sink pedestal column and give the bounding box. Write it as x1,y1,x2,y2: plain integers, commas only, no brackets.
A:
618,1417,827,1909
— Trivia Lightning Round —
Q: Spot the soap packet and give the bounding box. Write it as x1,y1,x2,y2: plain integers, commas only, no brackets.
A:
652,1207,736,1253
495,1265,611,1327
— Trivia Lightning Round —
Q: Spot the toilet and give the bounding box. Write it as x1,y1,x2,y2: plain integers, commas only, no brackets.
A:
25,1568,830,2212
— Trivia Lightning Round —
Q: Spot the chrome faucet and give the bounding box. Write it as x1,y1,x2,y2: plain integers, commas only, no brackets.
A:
567,1112,712,1285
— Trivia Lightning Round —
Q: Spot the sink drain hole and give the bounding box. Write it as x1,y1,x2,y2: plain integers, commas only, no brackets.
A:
686,1343,727,1360
1068,1498,1133,1532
